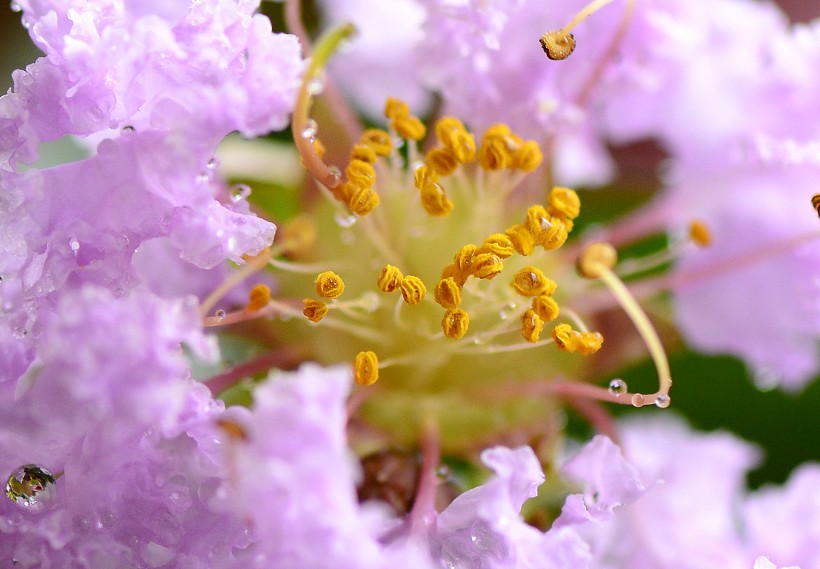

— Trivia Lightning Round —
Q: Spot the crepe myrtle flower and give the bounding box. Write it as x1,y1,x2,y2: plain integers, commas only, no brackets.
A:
2,0,819,567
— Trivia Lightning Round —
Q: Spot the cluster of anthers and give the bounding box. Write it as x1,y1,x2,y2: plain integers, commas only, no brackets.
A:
199,1,682,413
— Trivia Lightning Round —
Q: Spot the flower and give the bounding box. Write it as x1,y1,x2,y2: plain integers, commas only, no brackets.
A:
0,287,250,566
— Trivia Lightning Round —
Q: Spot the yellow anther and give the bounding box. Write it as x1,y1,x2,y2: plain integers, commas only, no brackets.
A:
577,242,618,279
354,351,379,386
351,144,378,165
521,309,544,343
547,186,581,220
414,164,440,190
315,271,345,299
689,220,712,247
377,265,404,293
540,31,576,60
512,266,557,297
505,224,537,256
532,294,560,322
434,277,462,309
303,298,329,323
449,130,477,163
420,183,454,216
348,186,381,216
453,244,478,281
400,275,427,305
360,129,392,156
426,148,459,176
442,308,470,339
435,117,467,145
512,140,543,172
471,252,504,280
246,284,271,312
384,97,410,121
477,135,511,171
345,159,376,188
552,323,580,352
526,205,555,243
393,116,427,141
480,234,515,259
576,331,604,355
541,218,569,251
278,214,317,258
813,194,820,217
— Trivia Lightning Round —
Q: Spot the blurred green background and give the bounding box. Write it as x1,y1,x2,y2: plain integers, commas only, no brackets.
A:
0,0,817,489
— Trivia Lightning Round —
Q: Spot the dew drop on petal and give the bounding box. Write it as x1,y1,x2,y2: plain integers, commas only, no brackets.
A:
230,184,252,203
206,157,220,170
470,520,501,552
215,309,226,320
69,238,80,252
5,465,56,511
10,2,22,12
655,394,671,408
630,393,645,408
301,119,318,139
608,378,627,396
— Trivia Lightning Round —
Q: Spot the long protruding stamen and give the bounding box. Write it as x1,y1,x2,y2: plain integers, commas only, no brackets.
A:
292,23,357,189
578,243,673,407
561,0,617,35
540,0,618,60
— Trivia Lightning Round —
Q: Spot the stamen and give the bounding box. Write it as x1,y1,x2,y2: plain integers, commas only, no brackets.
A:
245,284,271,312
531,294,560,321
399,275,427,305
315,271,346,299
512,266,557,297
578,242,673,406
521,309,545,343
303,299,329,323
292,23,356,189
354,351,380,386
813,194,820,217
442,308,470,339
689,220,712,247
434,277,462,309
278,214,317,258
540,0,617,60
377,264,404,293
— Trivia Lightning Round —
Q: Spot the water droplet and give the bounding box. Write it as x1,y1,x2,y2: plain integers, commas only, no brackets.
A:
499,302,516,320
5,465,56,511
301,119,318,139
122,125,136,132
334,213,357,228
307,76,325,95
206,157,220,170
69,238,80,252
436,465,450,480
630,393,645,408
20,16,30,29
10,2,22,12
655,394,671,408
214,309,226,321
196,172,211,183
230,184,252,203
470,520,500,551
608,378,627,396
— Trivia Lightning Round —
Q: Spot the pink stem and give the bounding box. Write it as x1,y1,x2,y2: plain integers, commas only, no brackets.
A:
204,349,302,396
410,416,441,536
